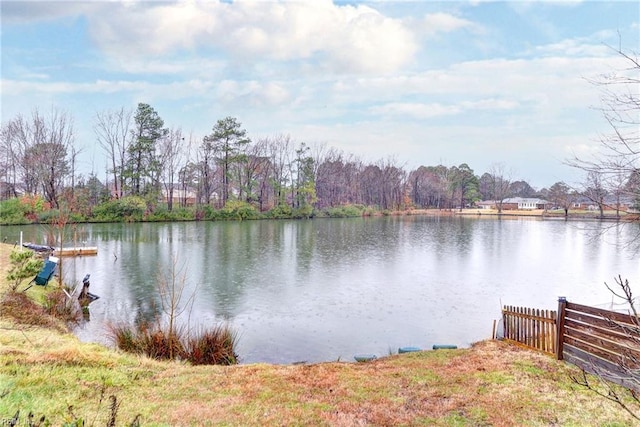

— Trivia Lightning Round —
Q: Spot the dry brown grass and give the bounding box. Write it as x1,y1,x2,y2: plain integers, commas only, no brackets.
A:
109,340,634,426
0,289,64,330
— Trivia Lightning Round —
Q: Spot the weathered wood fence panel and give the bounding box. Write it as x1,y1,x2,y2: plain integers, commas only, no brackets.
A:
557,299,640,391
502,305,557,355
503,299,640,390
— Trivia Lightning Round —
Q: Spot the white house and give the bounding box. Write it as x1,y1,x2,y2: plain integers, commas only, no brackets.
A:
502,197,550,210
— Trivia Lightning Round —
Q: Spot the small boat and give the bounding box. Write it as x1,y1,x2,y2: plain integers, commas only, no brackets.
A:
22,242,54,253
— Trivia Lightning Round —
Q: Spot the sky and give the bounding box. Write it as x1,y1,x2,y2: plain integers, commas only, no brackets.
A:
1,0,638,190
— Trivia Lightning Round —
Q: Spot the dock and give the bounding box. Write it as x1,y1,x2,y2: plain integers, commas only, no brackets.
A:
53,247,98,257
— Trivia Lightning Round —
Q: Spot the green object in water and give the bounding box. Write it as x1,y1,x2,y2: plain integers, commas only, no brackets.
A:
354,354,377,362
398,346,421,353
432,344,457,350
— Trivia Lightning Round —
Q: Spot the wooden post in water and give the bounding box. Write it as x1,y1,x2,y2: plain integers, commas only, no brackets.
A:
556,296,567,360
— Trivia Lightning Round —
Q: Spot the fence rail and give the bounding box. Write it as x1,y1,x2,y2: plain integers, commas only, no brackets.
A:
502,305,557,355
557,299,640,390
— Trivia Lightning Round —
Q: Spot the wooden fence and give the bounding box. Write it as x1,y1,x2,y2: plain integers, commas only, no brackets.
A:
502,298,640,390
557,298,640,390
502,305,557,355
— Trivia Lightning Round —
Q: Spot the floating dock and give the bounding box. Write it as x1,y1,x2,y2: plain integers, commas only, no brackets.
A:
53,247,98,257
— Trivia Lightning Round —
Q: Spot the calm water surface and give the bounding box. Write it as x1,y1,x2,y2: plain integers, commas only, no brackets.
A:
3,216,639,364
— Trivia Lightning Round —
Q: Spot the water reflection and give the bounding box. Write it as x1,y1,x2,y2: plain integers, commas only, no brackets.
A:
2,216,639,364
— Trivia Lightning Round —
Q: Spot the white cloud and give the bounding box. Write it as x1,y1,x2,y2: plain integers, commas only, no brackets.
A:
369,102,459,119
86,0,417,75
420,12,476,36
533,39,613,57
370,98,519,120
105,57,227,77
217,80,291,107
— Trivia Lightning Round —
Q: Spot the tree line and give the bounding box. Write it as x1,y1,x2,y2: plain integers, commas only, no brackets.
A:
1,46,638,224
0,104,540,216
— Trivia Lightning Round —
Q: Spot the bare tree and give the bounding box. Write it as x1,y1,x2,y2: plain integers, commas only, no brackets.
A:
158,128,188,211
381,157,407,211
241,138,270,206
0,122,20,199
3,108,75,208
567,47,639,215
157,254,196,360
196,131,218,206
567,47,640,416
266,134,293,207
316,149,362,208
359,164,383,208
5,114,39,195
606,164,630,218
94,107,132,199
487,162,512,213
583,170,608,218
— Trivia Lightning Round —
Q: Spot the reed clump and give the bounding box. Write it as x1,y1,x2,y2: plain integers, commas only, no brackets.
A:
185,325,238,365
108,321,238,365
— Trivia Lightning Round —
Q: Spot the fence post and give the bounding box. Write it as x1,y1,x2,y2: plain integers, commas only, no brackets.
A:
556,297,567,360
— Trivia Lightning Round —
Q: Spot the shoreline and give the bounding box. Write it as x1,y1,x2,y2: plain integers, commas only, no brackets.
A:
403,207,639,222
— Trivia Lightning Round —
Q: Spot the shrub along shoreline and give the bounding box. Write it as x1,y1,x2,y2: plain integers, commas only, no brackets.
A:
2,193,635,227
0,243,636,425
0,196,383,225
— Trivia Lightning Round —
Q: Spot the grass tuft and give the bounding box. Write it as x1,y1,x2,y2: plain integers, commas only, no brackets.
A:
185,324,238,365
107,322,238,365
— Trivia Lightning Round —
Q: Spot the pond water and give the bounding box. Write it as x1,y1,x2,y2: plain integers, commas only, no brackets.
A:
2,216,639,364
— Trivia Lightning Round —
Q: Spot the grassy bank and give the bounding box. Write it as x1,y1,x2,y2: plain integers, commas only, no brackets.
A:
0,243,636,426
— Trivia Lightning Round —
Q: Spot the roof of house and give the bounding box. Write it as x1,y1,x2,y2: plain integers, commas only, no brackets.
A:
502,197,549,204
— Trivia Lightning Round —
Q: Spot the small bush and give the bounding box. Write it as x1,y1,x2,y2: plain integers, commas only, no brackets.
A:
37,208,61,224
44,288,82,324
6,249,44,291
142,204,195,222
292,205,314,219
266,203,293,219
168,206,196,221
200,205,217,221
19,194,50,221
219,200,259,220
92,197,146,222
320,204,367,218
0,198,30,224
